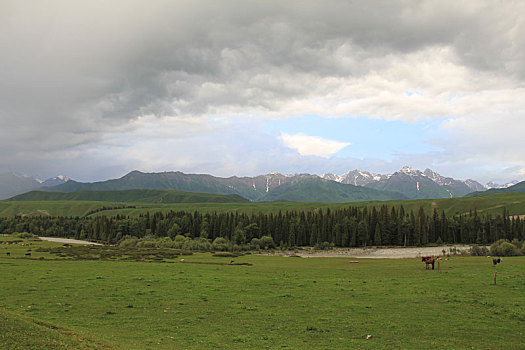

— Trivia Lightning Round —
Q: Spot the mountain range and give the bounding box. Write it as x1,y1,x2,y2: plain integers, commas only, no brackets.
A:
39,171,408,203
464,181,525,197
0,173,70,200
321,166,485,199
2,168,523,203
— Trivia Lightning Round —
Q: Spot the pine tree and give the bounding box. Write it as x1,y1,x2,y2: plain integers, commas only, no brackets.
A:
374,223,382,246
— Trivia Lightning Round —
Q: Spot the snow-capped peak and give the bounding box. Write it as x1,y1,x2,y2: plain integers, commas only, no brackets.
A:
40,175,71,187
399,166,420,176
54,175,70,182
485,180,519,189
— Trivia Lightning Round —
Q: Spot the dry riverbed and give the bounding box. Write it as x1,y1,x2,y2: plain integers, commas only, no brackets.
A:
265,245,474,259
38,237,103,245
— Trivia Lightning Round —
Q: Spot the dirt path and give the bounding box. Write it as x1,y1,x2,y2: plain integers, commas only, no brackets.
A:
264,245,475,259
38,237,103,246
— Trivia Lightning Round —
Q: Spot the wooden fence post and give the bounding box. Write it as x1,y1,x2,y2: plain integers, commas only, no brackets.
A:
494,271,497,285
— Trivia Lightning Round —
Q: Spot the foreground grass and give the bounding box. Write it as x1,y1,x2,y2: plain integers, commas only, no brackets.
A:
1,192,524,218
0,240,524,349
0,308,109,349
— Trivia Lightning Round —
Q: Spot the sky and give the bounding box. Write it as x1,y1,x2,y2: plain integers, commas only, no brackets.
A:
1,0,524,184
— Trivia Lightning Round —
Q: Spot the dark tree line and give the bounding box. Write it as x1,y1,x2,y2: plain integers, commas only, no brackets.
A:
1,206,523,247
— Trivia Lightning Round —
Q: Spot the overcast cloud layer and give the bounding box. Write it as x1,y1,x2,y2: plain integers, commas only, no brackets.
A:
1,0,524,183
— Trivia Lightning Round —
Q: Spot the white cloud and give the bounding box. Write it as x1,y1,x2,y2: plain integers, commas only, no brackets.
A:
0,1,524,182
280,133,350,157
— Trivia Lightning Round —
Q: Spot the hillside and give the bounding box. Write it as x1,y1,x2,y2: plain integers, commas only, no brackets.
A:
465,180,525,197
257,177,408,202
2,192,524,219
8,189,249,204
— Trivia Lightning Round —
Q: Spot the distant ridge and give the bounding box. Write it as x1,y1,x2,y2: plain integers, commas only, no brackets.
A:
7,168,523,203
42,170,408,203
322,166,486,199
8,189,250,204
464,180,525,197
0,173,70,200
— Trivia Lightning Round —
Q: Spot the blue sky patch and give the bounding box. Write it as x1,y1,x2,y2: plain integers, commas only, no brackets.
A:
266,115,448,160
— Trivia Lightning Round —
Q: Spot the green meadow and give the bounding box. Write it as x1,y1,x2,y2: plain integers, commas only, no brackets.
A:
1,238,524,349
1,192,525,218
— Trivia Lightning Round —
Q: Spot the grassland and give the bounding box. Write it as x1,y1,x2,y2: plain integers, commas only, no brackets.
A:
8,189,249,204
1,237,524,349
1,192,525,218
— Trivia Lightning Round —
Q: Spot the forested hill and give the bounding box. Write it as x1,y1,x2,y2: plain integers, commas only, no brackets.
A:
465,180,525,197
8,189,250,204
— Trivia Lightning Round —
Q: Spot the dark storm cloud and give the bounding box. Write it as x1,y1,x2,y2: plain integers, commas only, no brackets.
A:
1,0,524,180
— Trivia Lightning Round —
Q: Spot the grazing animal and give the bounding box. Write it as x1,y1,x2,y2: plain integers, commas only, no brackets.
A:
492,258,502,266
230,260,235,264
180,259,185,262
6,252,10,256
24,252,31,257
421,256,435,270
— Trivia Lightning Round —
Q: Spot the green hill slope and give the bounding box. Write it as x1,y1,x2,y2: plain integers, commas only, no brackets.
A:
2,192,524,219
8,189,249,204
258,177,408,202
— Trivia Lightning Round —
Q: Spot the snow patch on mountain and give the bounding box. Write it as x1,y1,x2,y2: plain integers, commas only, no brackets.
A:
321,166,489,197
485,181,520,189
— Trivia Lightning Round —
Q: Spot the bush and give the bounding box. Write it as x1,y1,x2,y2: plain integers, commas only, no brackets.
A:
250,238,261,250
156,237,176,248
212,237,229,251
12,232,39,239
490,239,520,256
314,241,334,250
469,245,489,256
259,236,275,250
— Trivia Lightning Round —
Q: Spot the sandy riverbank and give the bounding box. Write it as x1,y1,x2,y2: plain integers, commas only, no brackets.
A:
263,245,475,259
38,237,103,245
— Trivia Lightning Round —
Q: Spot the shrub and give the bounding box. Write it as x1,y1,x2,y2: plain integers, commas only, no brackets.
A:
259,236,275,250
490,239,519,256
469,245,489,256
212,237,229,251
314,241,334,250
12,232,39,239
511,239,522,249
250,238,261,250
193,237,212,251
156,237,176,248
136,240,157,248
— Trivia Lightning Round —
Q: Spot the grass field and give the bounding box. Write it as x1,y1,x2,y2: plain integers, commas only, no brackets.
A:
1,238,524,349
1,192,525,219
